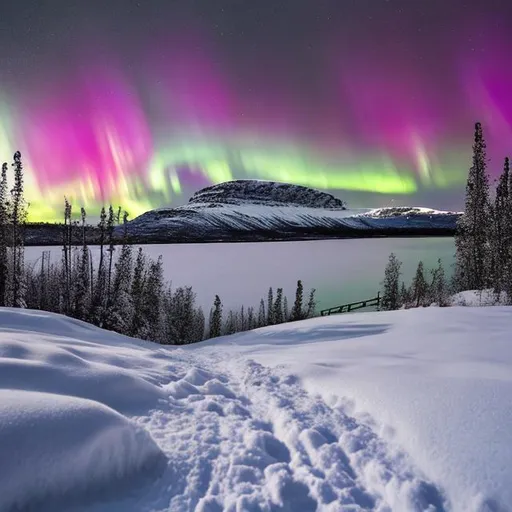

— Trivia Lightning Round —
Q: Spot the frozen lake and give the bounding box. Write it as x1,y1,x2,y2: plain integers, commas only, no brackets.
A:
25,238,455,313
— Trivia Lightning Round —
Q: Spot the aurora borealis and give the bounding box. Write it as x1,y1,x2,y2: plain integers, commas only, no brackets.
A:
0,0,511,220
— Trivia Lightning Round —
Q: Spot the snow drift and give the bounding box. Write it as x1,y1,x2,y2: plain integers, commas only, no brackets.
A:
0,309,167,511
0,391,164,512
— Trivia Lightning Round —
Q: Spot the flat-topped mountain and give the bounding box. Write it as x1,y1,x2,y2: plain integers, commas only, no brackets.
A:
121,180,460,243
188,180,346,209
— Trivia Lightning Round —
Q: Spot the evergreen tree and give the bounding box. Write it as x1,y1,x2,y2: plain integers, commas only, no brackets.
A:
106,205,115,296
380,253,402,311
411,261,428,307
130,248,147,337
141,256,164,341
489,157,510,296
0,162,8,306
399,282,411,309
273,287,284,324
223,310,238,335
239,305,246,331
430,259,449,307
267,287,274,325
247,306,255,330
291,279,304,320
62,198,72,314
257,299,266,327
455,122,491,291
167,286,197,344
74,207,90,320
209,295,223,338
192,307,205,342
306,288,316,317
283,296,289,322
507,160,512,298
104,211,133,333
10,151,26,308
90,207,107,324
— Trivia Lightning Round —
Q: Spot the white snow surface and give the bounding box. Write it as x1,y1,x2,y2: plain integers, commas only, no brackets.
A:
450,289,508,307
0,391,164,512
358,206,462,218
1,306,511,511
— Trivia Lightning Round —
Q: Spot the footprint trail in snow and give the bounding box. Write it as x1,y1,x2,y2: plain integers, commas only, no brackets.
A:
114,351,447,512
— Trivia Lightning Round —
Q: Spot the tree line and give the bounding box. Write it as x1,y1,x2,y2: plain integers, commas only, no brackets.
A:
0,151,316,344
380,255,449,311
380,121,512,310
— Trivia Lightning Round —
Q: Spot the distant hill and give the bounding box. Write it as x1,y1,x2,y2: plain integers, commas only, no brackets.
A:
119,180,461,244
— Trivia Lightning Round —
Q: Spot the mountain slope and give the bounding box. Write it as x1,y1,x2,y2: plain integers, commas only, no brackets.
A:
123,180,460,243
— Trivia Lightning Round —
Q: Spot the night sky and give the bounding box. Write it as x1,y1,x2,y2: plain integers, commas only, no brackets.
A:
0,0,511,220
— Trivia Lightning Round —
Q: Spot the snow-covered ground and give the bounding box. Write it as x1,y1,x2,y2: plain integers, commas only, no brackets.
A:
1,306,511,511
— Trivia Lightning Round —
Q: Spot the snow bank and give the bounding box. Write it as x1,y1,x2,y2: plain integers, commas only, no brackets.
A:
0,390,165,512
450,289,508,306
0,308,166,414
0,309,169,511
211,306,512,511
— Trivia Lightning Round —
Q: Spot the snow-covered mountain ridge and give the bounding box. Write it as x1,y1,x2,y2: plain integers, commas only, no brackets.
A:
188,179,347,209
123,180,460,243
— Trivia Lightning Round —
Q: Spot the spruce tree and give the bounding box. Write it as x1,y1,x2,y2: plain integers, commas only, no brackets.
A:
192,307,205,342
209,295,223,338
267,287,274,325
224,310,238,335
130,248,147,337
74,207,90,320
399,282,411,309
411,261,428,307
291,279,304,320
257,299,266,327
239,305,246,331
168,286,197,344
141,256,164,341
430,259,448,307
273,287,284,324
62,198,72,314
107,206,116,293
455,122,491,291
90,207,108,324
0,162,8,306
380,253,402,311
489,157,509,296
105,220,133,334
306,288,316,317
247,306,255,330
283,296,289,322
495,157,512,302
10,151,26,308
